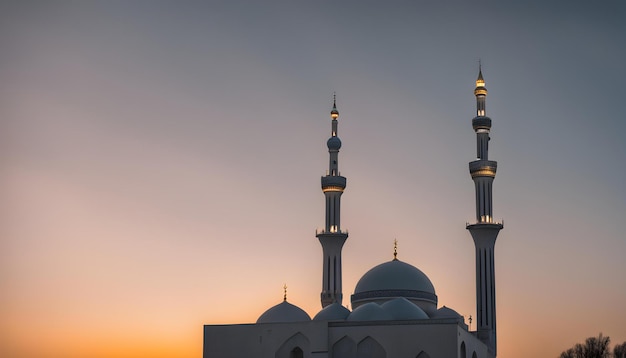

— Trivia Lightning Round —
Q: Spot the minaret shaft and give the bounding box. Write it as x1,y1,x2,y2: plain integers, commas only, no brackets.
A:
329,137,339,176
472,175,495,222
477,94,486,117
317,98,348,308
467,68,502,356
325,192,342,231
468,225,500,354
477,132,489,160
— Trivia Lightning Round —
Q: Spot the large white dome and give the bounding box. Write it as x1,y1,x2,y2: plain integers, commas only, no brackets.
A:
351,259,437,314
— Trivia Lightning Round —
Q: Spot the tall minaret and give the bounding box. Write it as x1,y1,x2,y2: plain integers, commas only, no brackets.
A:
316,95,348,308
466,67,503,356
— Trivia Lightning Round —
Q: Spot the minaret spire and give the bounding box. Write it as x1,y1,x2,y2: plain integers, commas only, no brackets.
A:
475,61,487,120
316,95,349,308
466,67,503,356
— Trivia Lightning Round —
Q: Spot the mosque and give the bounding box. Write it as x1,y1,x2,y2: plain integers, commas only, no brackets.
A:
203,69,504,358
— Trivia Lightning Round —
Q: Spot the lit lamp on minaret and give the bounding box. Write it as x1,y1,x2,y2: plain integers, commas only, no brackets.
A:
316,95,349,308
466,66,503,356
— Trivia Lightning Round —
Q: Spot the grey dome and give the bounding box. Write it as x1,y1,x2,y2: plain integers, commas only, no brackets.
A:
351,260,437,313
327,136,342,150
353,260,435,294
431,306,462,319
313,302,351,321
381,297,429,320
347,302,393,322
257,301,311,323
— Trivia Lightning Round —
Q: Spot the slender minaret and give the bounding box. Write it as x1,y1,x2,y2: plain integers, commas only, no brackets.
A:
466,67,503,356
316,95,348,308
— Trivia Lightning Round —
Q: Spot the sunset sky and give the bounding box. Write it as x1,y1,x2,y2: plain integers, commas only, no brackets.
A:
1,1,625,357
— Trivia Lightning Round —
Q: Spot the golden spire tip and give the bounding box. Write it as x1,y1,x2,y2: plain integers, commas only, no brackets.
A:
393,239,398,261
330,92,339,119
475,61,486,90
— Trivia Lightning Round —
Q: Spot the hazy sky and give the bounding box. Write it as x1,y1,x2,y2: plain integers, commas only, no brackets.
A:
1,1,625,357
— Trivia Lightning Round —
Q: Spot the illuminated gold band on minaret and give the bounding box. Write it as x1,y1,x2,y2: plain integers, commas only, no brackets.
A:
322,186,345,193
470,168,496,178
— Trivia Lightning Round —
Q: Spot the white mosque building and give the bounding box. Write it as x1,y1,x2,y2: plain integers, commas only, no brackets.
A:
203,69,504,358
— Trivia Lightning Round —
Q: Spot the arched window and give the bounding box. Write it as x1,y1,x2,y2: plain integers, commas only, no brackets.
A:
290,347,304,358
416,351,431,358
472,352,477,358
332,336,356,358
357,337,385,358
276,333,309,358
460,342,467,358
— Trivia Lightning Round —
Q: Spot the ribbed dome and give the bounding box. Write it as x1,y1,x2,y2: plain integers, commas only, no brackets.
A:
327,136,342,150
313,302,351,321
347,302,393,322
256,301,311,324
381,298,429,320
351,260,437,314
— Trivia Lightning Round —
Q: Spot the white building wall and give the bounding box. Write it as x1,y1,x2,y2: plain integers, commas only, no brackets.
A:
204,320,493,358
204,321,330,358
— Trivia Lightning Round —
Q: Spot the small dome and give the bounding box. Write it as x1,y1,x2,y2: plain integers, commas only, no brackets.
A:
381,298,429,320
313,302,351,321
327,136,342,150
257,301,311,324
431,306,462,319
347,302,393,322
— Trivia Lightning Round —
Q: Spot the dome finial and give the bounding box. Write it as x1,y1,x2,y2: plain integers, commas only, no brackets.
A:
330,92,339,119
283,283,288,301
393,239,398,261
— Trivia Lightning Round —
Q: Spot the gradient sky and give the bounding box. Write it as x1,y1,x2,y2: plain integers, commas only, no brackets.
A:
1,1,625,357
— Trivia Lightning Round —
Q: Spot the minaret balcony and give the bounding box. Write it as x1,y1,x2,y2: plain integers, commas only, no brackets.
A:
316,228,349,235
321,175,346,189
469,160,497,178
474,86,487,96
472,116,492,130
466,218,504,227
